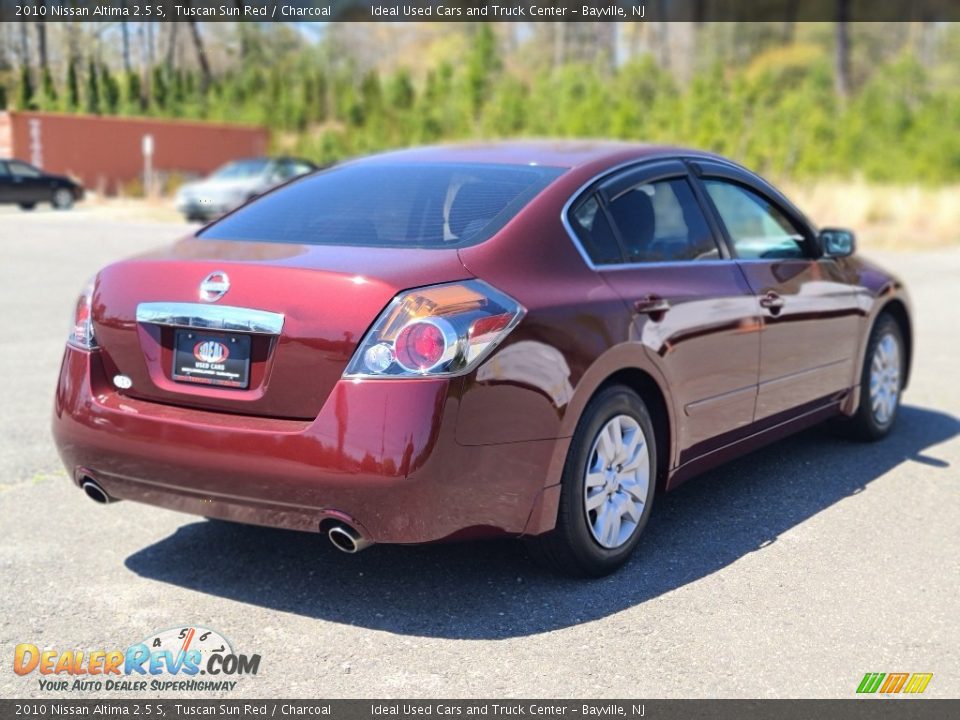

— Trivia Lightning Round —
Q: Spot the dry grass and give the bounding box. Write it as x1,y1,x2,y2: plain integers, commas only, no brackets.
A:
781,180,960,251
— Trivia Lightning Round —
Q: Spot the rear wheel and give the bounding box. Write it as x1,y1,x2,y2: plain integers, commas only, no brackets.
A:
52,188,74,210
846,313,904,441
527,385,656,577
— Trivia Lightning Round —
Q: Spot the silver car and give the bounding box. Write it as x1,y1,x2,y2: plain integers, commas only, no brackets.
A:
175,157,316,222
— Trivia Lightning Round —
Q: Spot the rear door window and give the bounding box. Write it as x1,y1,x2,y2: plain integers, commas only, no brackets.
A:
568,194,623,265
607,178,720,263
200,163,564,248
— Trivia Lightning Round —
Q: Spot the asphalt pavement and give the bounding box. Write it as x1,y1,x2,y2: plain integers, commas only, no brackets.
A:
0,206,957,698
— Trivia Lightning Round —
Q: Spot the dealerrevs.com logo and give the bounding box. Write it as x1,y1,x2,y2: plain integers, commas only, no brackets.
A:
13,625,261,693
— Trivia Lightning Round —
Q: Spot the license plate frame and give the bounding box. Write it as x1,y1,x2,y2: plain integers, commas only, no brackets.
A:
172,330,251,389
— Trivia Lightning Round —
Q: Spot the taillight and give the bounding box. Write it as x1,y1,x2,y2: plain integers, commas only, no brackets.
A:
344,280,525,379
68,283,98,350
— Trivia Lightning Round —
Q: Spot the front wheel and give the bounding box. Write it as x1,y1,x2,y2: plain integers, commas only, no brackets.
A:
527,385,656,577
18,203,36,211
846,313,905,441
52,188,75,210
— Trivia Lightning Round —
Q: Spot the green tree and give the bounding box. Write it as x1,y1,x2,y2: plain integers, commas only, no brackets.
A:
86,59,101,114
0,83,7,111
65,60,80,111
125,71,143,113
151,66,168,112
387,70,415,111
101,65,120,114
18,65,36,110
40,66,57,109
465,25,501,120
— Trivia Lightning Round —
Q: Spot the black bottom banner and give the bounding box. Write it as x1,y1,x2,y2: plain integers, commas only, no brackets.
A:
1,700,957,720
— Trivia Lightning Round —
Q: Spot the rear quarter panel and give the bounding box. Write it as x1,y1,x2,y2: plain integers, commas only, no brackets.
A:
455,164,679,484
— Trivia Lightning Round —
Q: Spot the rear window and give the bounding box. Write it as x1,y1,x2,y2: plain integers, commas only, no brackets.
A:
199,163,565,248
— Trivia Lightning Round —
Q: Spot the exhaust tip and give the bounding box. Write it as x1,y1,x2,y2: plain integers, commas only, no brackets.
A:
81,479,111,504
328,525,359,553
327,523,371,554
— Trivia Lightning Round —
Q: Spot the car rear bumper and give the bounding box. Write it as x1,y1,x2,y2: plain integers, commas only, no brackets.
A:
52,347,559,543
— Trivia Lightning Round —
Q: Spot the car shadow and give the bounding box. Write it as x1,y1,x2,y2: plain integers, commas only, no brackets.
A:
125,404,957,639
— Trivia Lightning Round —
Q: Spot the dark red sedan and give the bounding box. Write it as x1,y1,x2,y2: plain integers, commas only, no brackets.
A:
53,142,912,576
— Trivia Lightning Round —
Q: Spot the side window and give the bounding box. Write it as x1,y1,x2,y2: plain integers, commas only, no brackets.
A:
569,194,623,265
704,180,807,259
8,161,41,178
0,162,9,178
606,178,720,262
274,161,298,181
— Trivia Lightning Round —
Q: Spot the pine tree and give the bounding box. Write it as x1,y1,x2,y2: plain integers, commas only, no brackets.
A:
101,65,120,114
315,71,328,122
388,70,415,111
125,72,142,113
86,59,101,114
172,69,186,111
41,67,57,108
18,65,36,110
66,60,80,111
466,25,501,119
151,66,168,113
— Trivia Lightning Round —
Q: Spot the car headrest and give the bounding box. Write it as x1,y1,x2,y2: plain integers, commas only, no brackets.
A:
608,190,655,260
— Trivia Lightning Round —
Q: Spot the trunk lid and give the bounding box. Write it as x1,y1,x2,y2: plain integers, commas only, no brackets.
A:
93,238,471,419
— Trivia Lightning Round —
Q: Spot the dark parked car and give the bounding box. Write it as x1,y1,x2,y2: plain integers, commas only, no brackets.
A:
174,156,317,222
53,142,912,576
0,159,84,210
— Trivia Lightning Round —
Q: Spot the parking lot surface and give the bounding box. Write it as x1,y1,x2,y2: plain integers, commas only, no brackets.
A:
0,208,957,698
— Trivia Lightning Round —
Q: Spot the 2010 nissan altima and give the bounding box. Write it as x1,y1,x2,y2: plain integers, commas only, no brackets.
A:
52,142,912,576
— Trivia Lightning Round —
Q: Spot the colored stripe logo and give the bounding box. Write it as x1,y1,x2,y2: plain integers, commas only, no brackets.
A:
857,672,933,694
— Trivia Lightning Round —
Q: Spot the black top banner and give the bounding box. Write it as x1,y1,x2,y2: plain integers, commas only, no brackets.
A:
2,0,960,23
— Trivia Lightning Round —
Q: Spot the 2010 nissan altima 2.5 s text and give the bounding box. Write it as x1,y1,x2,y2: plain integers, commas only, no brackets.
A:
52,142,913,576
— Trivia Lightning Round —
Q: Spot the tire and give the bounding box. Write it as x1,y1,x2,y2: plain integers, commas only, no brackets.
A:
845,313,905,441
18,203,35,211
52,188,74,210
527,385,657,577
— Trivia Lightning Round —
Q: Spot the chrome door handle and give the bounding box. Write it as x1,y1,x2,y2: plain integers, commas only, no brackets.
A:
634,295,671,314
759,291,785,311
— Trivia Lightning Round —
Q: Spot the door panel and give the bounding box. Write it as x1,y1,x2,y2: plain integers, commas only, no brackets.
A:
569,163,761,466
737,260,860,419
601,264,761,464
695,169,860,420
7,161,44,204
0,162,13,203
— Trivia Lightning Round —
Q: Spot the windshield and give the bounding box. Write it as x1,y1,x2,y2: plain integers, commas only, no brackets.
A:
199,163,565,248
210,159,270,180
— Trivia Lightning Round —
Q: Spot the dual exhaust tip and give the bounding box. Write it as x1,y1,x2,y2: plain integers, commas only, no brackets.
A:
81,475,370,554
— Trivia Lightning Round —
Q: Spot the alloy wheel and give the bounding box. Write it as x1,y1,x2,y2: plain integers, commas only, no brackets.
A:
53,189,74,209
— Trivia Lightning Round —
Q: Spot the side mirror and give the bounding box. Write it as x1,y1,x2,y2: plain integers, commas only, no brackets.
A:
819,228,856,258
